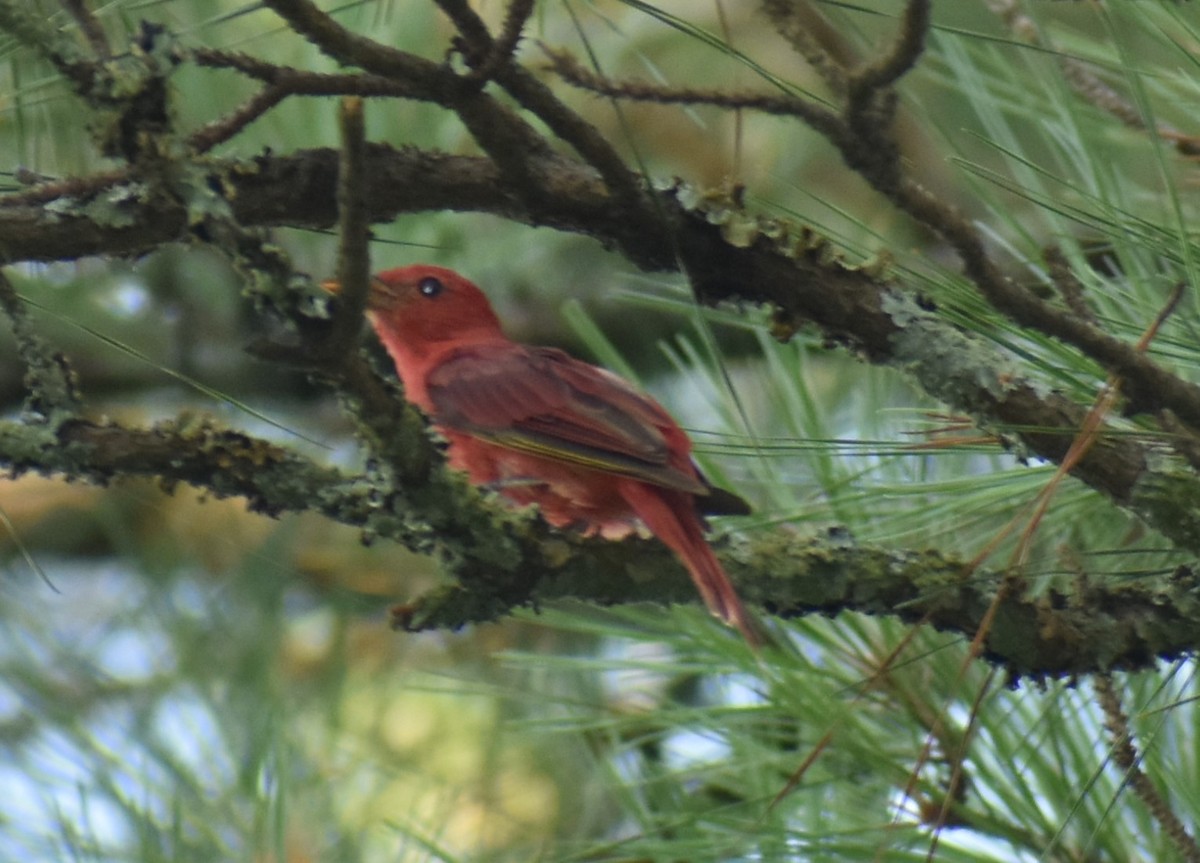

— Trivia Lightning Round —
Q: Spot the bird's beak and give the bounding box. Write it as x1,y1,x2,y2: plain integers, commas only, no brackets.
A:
321,277,384,310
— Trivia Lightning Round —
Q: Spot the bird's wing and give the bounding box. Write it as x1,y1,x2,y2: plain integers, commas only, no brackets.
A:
425,344,710,496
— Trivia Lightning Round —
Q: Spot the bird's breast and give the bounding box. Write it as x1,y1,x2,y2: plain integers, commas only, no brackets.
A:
442,429,643,539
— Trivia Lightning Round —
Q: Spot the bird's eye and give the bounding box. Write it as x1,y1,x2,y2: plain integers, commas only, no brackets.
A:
418,276,444,298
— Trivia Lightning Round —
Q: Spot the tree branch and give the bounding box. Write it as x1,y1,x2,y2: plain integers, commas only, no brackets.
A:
0,411,1191,676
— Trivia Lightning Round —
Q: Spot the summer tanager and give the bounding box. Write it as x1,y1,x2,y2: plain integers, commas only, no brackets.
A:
330,265,757,645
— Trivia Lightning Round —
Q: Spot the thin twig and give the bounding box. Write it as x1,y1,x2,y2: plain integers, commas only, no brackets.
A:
987,0,1200,157
921,668,996,862
434,0,648,214
849,0,930,94
0,168,129,207
60,0,111,59
760,0,847,96
261,0,449,83
194,48,445,98
327,96,371,358
544,48,845,143
193,47,290,80
1044,245,1097,324
188,85,287,153
1095,675,1200,863
471,0,536,82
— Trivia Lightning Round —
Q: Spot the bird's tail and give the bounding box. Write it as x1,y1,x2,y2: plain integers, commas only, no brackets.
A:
620,481,760,649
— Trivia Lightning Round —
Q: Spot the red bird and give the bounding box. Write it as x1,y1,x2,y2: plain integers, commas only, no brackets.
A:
337,265,756,645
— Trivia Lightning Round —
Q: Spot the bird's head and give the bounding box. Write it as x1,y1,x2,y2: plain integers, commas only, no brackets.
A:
324,264,504,349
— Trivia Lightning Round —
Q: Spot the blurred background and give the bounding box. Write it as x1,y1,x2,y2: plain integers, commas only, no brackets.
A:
3,1,1200,861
